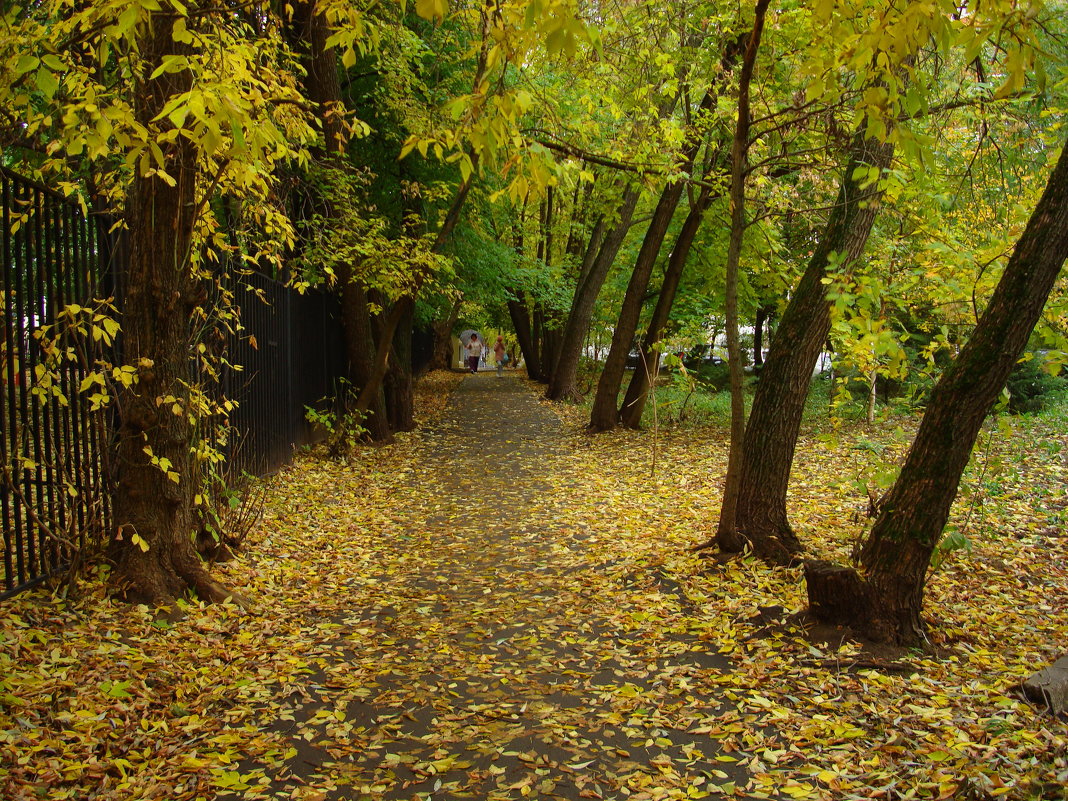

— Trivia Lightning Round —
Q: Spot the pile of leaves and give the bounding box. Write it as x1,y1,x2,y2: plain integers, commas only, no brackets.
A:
1,373,1065,800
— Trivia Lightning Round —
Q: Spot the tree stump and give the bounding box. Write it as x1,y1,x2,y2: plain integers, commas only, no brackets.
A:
1021,656,1068,715
804,559,872,630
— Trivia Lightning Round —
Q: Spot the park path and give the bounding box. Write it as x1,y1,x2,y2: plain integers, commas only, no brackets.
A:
245,373,742,801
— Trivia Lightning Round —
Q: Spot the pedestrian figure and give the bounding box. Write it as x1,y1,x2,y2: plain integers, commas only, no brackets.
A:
493,335,508,377
464,333,481,374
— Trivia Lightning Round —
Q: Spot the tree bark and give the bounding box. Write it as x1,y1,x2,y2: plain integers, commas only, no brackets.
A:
619,185,716,428
753,303,772,367
588,180,689,431
383,297,415,431
715,0,770,552
725,130,896,563
109,11,233,605
546,187,639,401
808,143,1068,644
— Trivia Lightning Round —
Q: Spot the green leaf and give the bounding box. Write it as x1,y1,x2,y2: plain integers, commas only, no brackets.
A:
15,55,40,75
35,68,59,99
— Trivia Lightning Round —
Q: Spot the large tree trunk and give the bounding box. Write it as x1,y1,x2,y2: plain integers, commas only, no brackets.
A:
619,185,715,428
109,11,232,605
546,187,639,401
724,130,895,563
807,144,1068,645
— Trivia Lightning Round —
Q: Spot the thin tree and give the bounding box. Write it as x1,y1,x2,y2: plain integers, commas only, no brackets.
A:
714,0,771,551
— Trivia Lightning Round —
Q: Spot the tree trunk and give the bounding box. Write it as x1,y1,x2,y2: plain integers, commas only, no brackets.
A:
546,187,639,401
508,291,540,378
726,130,896,563
429,297,462,372
753,304,771,367
589,180,688,431
714,0,770,551
346,284,393,442
383,299,415,431
109,11,233,605
619,185,716,428
808,144,1068,644
530,302,547,381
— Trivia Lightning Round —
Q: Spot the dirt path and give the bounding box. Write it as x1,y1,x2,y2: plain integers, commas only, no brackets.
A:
246,373,743,801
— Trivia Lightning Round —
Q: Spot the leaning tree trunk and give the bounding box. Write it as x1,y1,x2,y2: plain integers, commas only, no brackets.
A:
714,0,769,552
725,130,895,563
589,180,688,431
807,143,1068,645
588,53,738,432
547,91,684,403
546,187,639,401
619,185,715,428
109,12,233,605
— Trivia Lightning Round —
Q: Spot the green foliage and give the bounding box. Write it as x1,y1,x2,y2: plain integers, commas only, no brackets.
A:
305,381,369,459
1005,353,1068,414
292,164,447,299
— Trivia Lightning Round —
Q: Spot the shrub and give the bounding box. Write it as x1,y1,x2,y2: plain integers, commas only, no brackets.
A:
1005,356,1067,414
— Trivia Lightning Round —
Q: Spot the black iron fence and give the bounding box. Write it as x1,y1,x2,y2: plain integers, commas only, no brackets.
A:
1,168,115,600
1,168,346,599
224,271,346,478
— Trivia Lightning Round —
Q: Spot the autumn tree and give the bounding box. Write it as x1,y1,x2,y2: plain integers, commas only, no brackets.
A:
712,0,1053,562
2,0,318,603
806,140,1068,645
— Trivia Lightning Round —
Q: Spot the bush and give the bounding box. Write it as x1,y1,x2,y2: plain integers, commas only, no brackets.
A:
693,361,730,391
1005,356,1067,413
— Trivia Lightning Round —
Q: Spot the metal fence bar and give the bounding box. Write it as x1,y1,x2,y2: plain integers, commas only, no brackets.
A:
1,169,115,599
1,171,19,593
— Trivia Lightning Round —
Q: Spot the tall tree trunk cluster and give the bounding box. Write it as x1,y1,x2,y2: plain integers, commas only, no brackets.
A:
289,0,437,444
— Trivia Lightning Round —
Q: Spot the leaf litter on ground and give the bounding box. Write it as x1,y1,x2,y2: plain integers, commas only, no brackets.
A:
1,371,1066,800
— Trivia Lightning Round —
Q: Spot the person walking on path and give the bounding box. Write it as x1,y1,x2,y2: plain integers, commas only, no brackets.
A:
464,333,482,374
493,335,508,377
